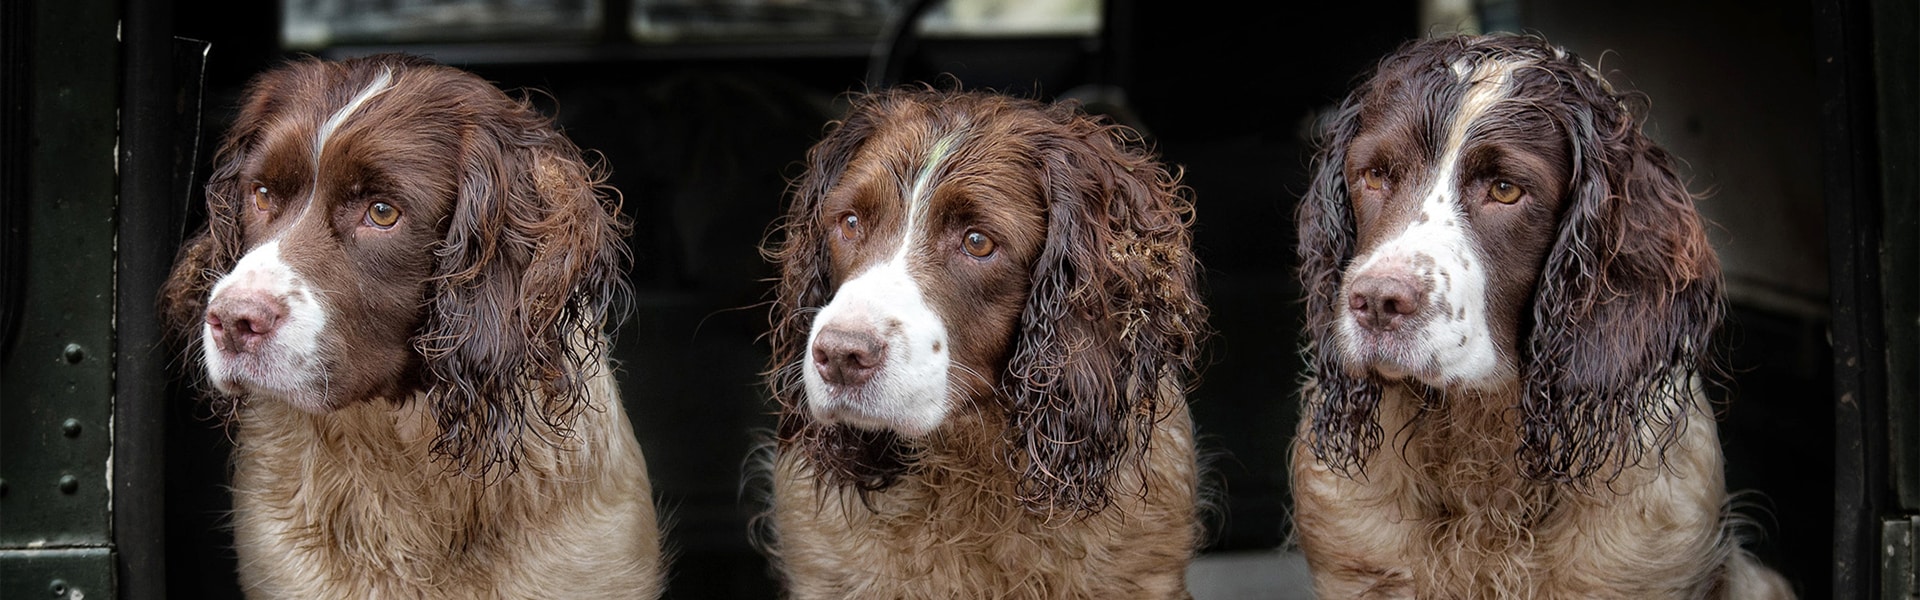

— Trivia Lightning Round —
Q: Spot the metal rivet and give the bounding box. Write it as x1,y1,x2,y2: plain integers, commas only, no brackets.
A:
49,579,67,596
62,419,82,438
58,475,78,495
62,344,85,364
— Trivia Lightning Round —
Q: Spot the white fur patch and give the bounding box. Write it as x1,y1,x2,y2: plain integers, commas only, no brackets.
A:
803,259,952,437
203,239,332,412
1339,59,1518,389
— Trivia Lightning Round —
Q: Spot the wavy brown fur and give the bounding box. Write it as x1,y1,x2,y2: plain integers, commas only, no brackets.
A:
1289,34,1792,598
1296,35,1718,485
157,54,659,597
159,54,631,477
230,372,661,598
759,86,1207,597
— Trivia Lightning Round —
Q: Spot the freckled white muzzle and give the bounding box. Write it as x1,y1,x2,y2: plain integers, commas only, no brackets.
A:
1335,199,1502,389
1335,58,1516,390
202,240,333,413
802,259,953,438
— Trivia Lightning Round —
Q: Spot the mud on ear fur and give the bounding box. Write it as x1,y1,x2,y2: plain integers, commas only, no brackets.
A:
1295,93,1385,477
1002,104,1206,516
1516,59,1724,484
762,92,916,492
418,83,632,478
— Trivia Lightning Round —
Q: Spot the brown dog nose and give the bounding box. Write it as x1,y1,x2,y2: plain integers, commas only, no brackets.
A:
207,292,287,354
1348,272,1425,332
811,324,888,388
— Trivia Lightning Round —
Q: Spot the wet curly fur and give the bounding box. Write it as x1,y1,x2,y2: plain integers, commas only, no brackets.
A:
157,54,661,597
757,86,1208,598
1288,34,1793,598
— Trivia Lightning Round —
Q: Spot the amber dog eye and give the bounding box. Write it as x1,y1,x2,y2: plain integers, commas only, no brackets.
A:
252,186,271,211
963,230,995,258
367,202,400,228
838,213,860,240
1359,168,1387,192
1488,180,1524,204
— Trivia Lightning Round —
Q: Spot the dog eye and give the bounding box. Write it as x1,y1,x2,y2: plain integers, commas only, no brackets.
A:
838,213,861,240
366,202,400,228
1359,168,1388,192
963,230,995,258
1488,180,1524,204
252,186,271,211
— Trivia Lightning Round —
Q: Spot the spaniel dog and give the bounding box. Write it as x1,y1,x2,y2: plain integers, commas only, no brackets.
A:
757,87,1208,598
158,55,663,597
1289,34,1795,598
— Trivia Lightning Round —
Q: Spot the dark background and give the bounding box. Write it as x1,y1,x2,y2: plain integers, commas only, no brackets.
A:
136,0,1833,597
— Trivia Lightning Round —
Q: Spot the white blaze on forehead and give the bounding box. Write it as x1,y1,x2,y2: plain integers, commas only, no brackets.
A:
314,67,394,167
1341,57,1523,388
894,130,967,261
1437,57,1515,189
297,67,394,218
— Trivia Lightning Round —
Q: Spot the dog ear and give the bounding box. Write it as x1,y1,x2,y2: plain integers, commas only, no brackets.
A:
762,92,914,492
1002,104,1206,516
1295,94,1386,477
418,71,631,478
1517,62,1723,483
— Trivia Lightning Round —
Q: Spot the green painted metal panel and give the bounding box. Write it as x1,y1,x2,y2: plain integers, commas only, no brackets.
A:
0,0,121,553
0,548,116,600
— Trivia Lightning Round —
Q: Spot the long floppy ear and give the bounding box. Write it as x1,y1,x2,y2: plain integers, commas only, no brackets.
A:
157,60,317,397
1002,104,1206,516
1516,65,1723,483
1295,93,1384,477
418,75,632,477
762,92,912,492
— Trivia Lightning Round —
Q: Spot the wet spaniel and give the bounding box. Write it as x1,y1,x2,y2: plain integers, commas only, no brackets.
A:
757,87,1208,598
1289,34,1795,598
159,55,663,597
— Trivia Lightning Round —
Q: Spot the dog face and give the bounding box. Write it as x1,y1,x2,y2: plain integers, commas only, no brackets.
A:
160,54,629,475
767,88,1205,511
194,66,451,413
1298,35,1724,481
1333,55,1573,390
802,121,1049,437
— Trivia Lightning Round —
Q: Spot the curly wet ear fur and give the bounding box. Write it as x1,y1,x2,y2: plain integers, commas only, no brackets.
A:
1516,72,1722,483
1296,93,1384,477
1002,106,1206,515
419,85,632,478
763,94,915,492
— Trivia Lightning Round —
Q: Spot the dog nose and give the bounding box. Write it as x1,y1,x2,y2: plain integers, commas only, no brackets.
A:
207,291,287,354
812,324,888,388
1349,273,1425,332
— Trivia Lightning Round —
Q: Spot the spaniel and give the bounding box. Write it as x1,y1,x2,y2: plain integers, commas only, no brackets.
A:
158,55,663,598
1289,34,1795,599
757,87,1209,598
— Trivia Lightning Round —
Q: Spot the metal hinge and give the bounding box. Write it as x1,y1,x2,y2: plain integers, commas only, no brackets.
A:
1888,516,1920,599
